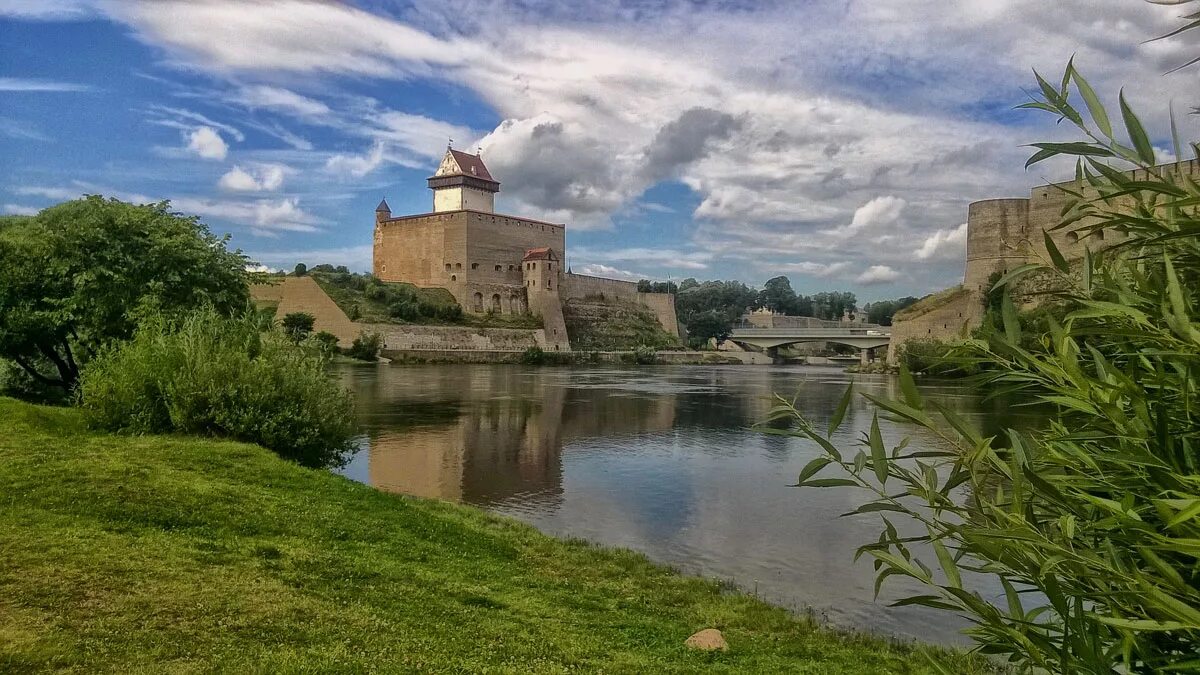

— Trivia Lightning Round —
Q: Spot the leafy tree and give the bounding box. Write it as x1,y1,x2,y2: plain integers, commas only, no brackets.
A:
346,331,382,361
0,197,250,393
674,279,758,347
864,296,919,326
768,60,1200,672
294,262,307,276
281,312,316,342
759,276,799,314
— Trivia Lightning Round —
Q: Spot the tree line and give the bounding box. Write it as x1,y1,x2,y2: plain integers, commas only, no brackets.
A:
639,274,919,347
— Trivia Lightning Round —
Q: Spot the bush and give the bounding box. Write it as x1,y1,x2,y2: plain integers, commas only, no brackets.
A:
294,263,307,276
345,331,382,361
308,331,340,356
281,312,315,342
897,339,979,376
633,345,658,365
770,61,1200,671
78,309,355,468
520,346,546,365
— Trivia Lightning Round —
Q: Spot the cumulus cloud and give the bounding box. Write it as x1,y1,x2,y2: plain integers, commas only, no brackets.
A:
186,126,228,160
915,222,968,260
776,261,852,278
217,164,287,192
2,204,39,215
168,196,319,236
856,265,902,285
325,141,386,178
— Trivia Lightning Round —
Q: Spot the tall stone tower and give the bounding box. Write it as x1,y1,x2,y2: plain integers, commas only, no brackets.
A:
522,247,570,351
429,147,499,213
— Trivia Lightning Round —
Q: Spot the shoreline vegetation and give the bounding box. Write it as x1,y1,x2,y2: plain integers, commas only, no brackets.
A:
0,397,989,673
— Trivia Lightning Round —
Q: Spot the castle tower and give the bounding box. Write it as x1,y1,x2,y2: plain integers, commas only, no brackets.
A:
375,198,391,224
428,147,499,213
522,247,570,351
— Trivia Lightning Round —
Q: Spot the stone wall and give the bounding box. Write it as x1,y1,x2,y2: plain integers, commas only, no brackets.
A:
560,273,680,337
886,287,982,362
362,323,545,352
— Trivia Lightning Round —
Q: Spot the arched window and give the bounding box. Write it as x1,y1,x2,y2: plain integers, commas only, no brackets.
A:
509,296,518,313
495,264,502,271
444,263,451,271
1066,232,1079,244
450,274,456,281
473,292,483,313
455,263,462,270
491,294,501,312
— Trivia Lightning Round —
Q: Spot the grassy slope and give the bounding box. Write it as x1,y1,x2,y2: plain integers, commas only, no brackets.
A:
310,273,543,330
892,286,971,322
0,398,984,673
562,299,681,351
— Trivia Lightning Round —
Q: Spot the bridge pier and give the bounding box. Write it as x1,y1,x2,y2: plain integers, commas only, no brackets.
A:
859,347,875,367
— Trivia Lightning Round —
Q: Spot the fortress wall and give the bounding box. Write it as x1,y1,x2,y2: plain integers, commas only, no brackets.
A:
374,213,457,287
361,322,545,351
250,276,358,346
964,198,1030,291
561,273,680,337
886,287,984,362
464,212,564,290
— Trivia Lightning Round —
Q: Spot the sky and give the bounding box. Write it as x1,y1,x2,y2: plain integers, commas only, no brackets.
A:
1,0,1197,301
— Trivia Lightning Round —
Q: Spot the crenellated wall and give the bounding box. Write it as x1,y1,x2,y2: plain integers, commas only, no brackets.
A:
560,273,679,337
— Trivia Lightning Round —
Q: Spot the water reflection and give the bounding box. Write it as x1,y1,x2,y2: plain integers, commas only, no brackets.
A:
338,364,1032,644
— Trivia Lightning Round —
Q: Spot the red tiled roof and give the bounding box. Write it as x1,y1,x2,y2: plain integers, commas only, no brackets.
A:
449,149,495,181
523,247,558,261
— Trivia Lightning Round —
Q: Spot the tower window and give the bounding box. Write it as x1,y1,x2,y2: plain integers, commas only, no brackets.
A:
495,264,502,271
445,263,451,271
455,263,462,270
471,263,479,270
451,275,456,281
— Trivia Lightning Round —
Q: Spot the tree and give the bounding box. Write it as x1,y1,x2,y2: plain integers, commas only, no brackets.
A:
759,276,798,314
294,262,308,276
0,197,250,393
864,296,919,326
770,60,1200,671
281,312,316,342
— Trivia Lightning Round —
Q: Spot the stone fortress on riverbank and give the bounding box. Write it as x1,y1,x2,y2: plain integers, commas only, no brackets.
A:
372,147,678,351
889,159,1200,360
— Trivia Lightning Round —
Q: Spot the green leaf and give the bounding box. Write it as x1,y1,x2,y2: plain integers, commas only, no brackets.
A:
931,538,962,589
828,383,853,437
1043,230,1070,272
991,263,1043,290
868,413,888,485
798,478,859,488
1072,67,1112,138
796,456,832,484
1119,89,1155,165
1002,291,1020,345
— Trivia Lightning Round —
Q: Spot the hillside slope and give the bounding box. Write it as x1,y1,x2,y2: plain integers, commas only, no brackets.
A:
562,298,681,351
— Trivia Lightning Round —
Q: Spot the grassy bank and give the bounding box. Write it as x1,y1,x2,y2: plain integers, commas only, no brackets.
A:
0,398,984,673
562,298,681,351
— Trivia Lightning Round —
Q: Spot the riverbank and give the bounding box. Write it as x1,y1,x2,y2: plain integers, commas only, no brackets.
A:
0,397,987,672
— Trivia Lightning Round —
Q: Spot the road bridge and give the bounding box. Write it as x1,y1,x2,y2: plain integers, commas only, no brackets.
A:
727,326,890,365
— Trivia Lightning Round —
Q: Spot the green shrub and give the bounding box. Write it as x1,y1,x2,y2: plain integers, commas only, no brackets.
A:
520,346,546,365
633,345,658,365
308,331,340,356
281,311,315,342
346,331,382,361
78,309,355,468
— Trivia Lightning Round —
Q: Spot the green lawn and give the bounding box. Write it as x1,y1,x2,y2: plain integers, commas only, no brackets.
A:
0,397,986,673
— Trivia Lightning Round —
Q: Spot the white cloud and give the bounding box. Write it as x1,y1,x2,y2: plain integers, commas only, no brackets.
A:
2,204,39,216
218,164,287,192
168,196,320,236
146,105,245,142
0,77,91,92
325,141,386,178
775,261,852,278
915,223,968,260
856,265,902,285
186,126,228,160
574,263,646,281
572,246,713,270
235,84,330,118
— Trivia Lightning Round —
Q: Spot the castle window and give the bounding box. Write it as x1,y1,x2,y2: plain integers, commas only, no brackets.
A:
1066,232,1079,244
491,294,502,312
547,279,552,289
473,292,483,313
445,263,451,271
472,263,479,270
1095,229,1105,241
451,275,456,281
495,264,502,271
508,265,514,271
456,263,462,270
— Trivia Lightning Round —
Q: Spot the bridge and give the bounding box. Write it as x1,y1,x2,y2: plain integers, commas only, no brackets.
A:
727,324,890,365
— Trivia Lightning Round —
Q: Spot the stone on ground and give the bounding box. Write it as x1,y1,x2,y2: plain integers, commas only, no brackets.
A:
685,628,729,651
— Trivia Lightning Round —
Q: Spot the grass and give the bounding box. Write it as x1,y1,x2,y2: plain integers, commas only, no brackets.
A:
563,297,681,351
310,272,543,330
892,285,971,322
0,397,991,673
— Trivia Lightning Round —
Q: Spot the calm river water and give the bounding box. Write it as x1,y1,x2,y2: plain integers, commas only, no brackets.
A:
336,363,1027,644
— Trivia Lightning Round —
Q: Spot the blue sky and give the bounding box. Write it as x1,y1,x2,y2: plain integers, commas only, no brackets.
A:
2,0,1196,300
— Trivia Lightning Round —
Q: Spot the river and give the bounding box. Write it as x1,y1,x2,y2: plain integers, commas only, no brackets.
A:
336,363,1028,645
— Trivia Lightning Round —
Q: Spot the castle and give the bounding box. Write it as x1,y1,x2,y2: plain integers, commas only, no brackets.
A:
888,158,1200,359
372,147,679,351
